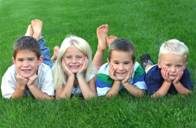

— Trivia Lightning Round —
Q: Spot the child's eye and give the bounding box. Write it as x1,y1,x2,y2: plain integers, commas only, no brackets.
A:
123,61,130,65
17,58,24,62
65,56,72,59
27,58,35,61
114,62,119,64
76,55,82,59
176,65,183,68
166,64,171,67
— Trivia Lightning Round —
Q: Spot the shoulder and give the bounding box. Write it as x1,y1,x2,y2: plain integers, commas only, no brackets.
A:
1,65,16,89
146,65,161,77
97,63,110,75
38,63,52,72
37,63,52,78
132,62,145,78
96,63,113,86
2,65,16,79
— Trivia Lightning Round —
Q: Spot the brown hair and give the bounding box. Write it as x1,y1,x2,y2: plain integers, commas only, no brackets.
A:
108,39,135,62
13,36,41,59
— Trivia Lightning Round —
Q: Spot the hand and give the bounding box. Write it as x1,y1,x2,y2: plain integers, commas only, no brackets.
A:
96,24,108,51
161,67,172,83
109,64,119,81
122,67,133,85
77,57,88,78
27,74,38,87
62,59,74,77
173,69,184,84
16,74,28,88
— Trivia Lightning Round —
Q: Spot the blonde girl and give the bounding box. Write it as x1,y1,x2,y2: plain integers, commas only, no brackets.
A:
52,35,97,99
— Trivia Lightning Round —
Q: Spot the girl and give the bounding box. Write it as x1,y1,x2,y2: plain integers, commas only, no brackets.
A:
52,35,97,99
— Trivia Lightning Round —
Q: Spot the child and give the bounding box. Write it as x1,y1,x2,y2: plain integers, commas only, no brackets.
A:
140,39,193,97
25,19,53,67
52,35,97,99
94,25,146,97
1,36,54,99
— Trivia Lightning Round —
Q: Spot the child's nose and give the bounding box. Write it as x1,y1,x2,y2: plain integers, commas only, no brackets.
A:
22,60,30,66
170,66,176,72
118,64,124,70
71,58,77,63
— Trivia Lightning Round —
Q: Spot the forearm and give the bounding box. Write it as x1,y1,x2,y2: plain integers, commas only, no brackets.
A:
93,50,104,69
28,85,53,100
11,85,26,99
152,81,171,97
56,77,74,99
77,77,96,99
106,81,120,97
174,82,192,95
123,83,144,97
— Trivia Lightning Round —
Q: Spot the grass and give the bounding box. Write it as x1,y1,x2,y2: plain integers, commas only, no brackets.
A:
0,0,196,127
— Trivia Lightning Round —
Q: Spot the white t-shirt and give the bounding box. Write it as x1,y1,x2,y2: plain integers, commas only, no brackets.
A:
1,63,54,98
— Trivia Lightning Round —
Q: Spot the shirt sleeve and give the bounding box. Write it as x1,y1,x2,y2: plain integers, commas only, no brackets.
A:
132,62,147,90
180,69,193,90
39,64,55,96
96,64,114,96
145,66,163,95
1,66,16,99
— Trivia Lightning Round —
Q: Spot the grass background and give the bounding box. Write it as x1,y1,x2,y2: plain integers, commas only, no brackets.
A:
0,0,196,127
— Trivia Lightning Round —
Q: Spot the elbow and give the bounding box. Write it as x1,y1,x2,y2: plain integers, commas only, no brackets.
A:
55,93,71,100
134,90,144,97
83,93,96,100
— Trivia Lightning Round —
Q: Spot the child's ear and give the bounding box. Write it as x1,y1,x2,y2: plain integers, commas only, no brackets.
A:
157,58,161,68
12,57,15,64
107,58,110,63
38,56,43,64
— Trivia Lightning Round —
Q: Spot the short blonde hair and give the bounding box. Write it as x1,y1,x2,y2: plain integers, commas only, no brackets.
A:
159,39,189,61
52,35,96,88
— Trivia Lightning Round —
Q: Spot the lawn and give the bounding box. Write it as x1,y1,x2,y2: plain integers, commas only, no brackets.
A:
0,0,196,127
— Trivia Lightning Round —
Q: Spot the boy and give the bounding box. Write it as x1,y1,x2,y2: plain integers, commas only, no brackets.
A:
1,36,54,99
140,39,193,97
93,25,146,96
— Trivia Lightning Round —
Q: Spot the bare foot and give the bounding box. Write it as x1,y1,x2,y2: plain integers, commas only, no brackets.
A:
96,24,108,51
51,46,59,62
106,35,118,46
31,19,43,41
25,25,33,37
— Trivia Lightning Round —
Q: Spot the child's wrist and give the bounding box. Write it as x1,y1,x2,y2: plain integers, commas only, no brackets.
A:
76,72,84,79
122,81,129,87
164,80,172,85
114,80,121,85
16,84,26,90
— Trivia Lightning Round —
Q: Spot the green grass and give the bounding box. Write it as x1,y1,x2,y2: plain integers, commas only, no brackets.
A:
0,0,196,127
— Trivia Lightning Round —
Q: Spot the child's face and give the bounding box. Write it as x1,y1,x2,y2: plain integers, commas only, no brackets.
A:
62,47,86,73
158,53,186,81
109,50,134,80
13,50,41,78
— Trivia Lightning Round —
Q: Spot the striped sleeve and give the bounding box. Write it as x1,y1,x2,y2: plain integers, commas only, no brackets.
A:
96,63,114,96
131,62,147,90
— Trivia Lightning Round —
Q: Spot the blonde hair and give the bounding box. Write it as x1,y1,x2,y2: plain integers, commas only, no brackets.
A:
159,39,189,61
52,35,96,88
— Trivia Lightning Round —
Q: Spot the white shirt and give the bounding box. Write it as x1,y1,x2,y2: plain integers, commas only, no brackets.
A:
1,63,54,98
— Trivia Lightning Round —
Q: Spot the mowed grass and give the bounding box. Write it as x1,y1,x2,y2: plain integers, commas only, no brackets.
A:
0,0,196,127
